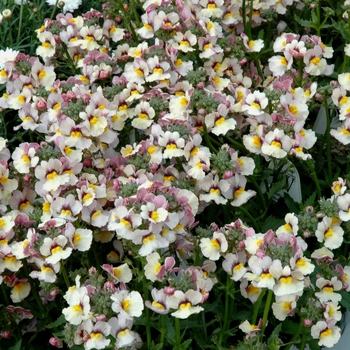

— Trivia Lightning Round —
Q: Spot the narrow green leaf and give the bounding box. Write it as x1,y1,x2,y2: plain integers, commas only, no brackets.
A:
45,314,66,329
8,340,22,350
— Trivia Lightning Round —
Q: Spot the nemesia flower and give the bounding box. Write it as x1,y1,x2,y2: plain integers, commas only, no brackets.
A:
167,289,204,319
10,280,31,303
40,235,73,264
145,288,171,314
315,216,344,250
239,320,260,337
222,252,247,281
111,290,144,320
109,315,142,348
79,320,111,350
62,287,91,325
272,294,297,321
29,258,60,283
200,231,228,261
315,277,342,303
311,319,341,348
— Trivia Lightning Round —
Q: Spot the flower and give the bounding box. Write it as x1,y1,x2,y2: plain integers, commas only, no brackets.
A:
0,48,19,69
46,0,82,14
167,290,204,319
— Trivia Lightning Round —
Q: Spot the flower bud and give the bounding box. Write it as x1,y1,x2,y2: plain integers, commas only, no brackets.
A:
2,9,12,19
49,337,63,348
303,319,313,327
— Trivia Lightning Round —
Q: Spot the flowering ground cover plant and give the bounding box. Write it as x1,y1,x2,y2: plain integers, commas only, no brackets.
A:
2,0,350,349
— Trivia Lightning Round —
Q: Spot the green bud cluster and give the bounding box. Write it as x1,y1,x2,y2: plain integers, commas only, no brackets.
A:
211,148,235,177
91,288,113,316
226,229,246,252
187,69,207,86
318,197,339,218
300,298,324,324
297,210,318,236
62,323,76,348
149,96,169,117
103,84,126,101
191,89,219,113
168,124,192,138
36,86,51,99
196,226,214,238
127,153,151,172
172,178,196,191
170,271,196,292
230,44,246,61
16,60,32,75
118,182,139,197
145,47,166,59
265,242,294,267
69,268,88,282
47,22,62,36
158,5,178,14
62,100,86,121
36,144,61,161
236,336,268,350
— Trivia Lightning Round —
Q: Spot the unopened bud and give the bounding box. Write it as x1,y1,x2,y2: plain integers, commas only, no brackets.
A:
2,9,12,19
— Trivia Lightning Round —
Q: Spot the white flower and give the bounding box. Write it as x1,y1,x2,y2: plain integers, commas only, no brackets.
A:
200,231,228,261
46,0,82,14
167,290,204,319
10,281,31,303
111,290,144,320
0,48,19,69
311,319,341,348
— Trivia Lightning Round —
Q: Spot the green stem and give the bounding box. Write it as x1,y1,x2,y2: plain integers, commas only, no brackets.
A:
203,126,218,154
142,279,152,349
60,262,71,288
160,314,166,345
284,318,303,350
23,260,46,314
116,0,138,42
260,289,273,335
17,0,24,43
247,175,267,211
323,97,332,182
175,317,181,349
315,5,321,37
242,0,247,38
225,135,246,153
252,288,266,325
50,0,59,20
61,42,78,75
238,205,260,232
299,326,307,350
1,282,10,306
218,276,233,346
306,160,321,199
252,53,264,81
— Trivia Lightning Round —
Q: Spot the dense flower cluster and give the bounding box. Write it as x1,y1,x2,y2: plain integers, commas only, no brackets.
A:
1,0,350,349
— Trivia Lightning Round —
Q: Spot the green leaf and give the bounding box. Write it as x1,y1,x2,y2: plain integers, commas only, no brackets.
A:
258,29,264,40
303,191,317,209
294,14,311,28
340,290,350,311
9,340,22,350
150,343,164,350
45,314,66,329
283,192,299,213
268,175,286,199
261,216,284,232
